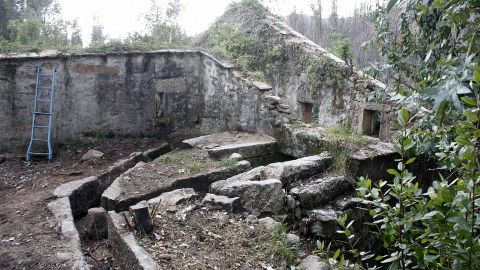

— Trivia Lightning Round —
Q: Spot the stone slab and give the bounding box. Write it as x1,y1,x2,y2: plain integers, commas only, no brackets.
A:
201,193,242,213
47,197,89,270
215,179,284,215
207,141,278,160
290,176,354,209
263,154,332,185
101,160,251,212
107,211,159,270
147,188,198,207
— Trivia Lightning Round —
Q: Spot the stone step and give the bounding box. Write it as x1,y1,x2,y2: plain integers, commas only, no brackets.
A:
290,176,354,210
262,154,331,185
101,160,251,212
207,141,278,159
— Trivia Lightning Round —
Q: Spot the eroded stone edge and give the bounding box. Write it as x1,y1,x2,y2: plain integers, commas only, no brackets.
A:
47,197,90,270
48,145,170,269
107,211,159,270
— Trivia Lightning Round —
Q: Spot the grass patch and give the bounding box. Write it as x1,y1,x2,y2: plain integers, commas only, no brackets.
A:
266,223,296,266
330,148,349,174
217,156,237,168
155,152,206,174
326,124,367,146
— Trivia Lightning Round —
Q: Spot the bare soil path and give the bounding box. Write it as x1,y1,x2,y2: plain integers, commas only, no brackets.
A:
0,138,163,269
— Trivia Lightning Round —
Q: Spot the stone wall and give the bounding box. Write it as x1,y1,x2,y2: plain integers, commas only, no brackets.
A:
261,17,396,141
0,50,281,148
198,4,396,141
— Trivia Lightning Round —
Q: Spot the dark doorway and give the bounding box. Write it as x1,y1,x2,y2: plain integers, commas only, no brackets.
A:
362,109,381,137
299,102,313,123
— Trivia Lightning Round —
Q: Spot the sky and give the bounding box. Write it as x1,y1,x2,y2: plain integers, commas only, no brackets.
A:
57,0,375,46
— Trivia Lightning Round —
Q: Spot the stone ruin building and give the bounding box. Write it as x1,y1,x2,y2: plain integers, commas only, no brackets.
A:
0,4,407,270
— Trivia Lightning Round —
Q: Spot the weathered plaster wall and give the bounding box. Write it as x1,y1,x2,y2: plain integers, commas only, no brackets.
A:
0,50,282,148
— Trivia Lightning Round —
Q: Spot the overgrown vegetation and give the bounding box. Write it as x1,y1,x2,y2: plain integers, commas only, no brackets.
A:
217,156,237,168
155,152,205,174
323,124,367,173
266,223,296,266
326,124,367,146
325,0,480,269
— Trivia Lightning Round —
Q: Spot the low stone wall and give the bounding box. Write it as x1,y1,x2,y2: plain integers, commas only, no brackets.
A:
0,50,283,148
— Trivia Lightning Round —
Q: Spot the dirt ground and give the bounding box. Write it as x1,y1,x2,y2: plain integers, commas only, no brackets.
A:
137,200,292,270
0,137,165,269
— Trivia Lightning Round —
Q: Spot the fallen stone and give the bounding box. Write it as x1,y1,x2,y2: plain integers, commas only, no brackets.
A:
286,233,300,246
229,153,243,161
210,166,265,193
258,217,280,231
81,149,104,161
201,193,242,212
290,176,353,209
307,208,337,238
215,179,284,215
263,155,331,185
147,188,198,208
0,155,6,164
129,201,153,233
298,255,330,270
86,207,108,239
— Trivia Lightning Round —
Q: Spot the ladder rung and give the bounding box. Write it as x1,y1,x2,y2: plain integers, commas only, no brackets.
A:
38,86,52,89
33,125,50,128
34,112,51,115
39,74,52,76
28,152,50,155
32,139,49,142
36,99,51,102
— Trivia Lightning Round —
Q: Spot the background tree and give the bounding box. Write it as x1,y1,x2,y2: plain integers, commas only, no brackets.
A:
310,0,322,44
70,19,82,46
90,16,106,45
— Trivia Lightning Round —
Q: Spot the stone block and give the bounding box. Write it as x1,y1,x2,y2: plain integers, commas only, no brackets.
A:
201,193,242,213
263,155,332,185
129,201,153,233
107,211,159,270
216,179,284,215
86,207,108,239
147,188,198,207
290,176,354,209
307,208,337,238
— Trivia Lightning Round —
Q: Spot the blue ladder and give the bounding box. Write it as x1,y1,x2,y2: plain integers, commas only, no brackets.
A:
26,66,57,161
